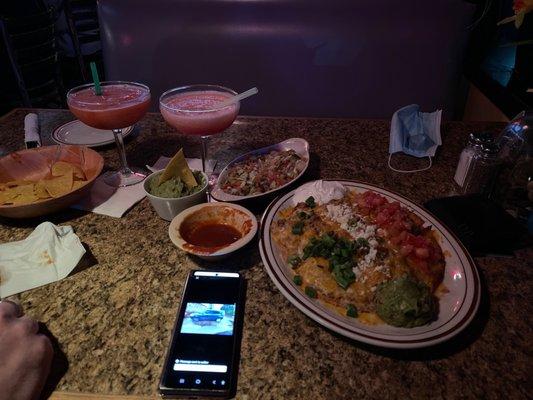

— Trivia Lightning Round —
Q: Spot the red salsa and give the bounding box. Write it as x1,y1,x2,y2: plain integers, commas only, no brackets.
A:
181,222,242,248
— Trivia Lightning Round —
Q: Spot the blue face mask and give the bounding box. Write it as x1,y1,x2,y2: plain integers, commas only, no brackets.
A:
388,104,442,173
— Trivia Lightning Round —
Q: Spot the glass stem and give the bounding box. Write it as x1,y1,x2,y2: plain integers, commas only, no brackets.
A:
112,129,131,175
201,135,209,174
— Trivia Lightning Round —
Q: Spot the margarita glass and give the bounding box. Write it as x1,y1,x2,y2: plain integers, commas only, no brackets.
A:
67,81,151,187
159,85,239,173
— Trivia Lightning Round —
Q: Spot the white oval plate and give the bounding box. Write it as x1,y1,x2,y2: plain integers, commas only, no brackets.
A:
259,180,480,349
52,120,134,147
211,138,309,202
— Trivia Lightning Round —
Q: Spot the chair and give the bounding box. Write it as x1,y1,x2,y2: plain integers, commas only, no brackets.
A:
0,7,64,109
63,0,102,82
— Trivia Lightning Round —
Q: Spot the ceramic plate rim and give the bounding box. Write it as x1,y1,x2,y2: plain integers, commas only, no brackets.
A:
259,179,481,349
210,138,310,202
51,120,134,148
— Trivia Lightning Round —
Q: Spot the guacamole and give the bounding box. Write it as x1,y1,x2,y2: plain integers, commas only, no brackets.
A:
149,170,205,198
375,276,436,328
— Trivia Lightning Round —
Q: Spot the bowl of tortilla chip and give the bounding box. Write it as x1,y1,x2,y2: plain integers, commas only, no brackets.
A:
0,145,104,218
143,149,208,221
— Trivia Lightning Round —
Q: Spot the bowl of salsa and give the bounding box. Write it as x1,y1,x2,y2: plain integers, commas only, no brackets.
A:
168,202,258,260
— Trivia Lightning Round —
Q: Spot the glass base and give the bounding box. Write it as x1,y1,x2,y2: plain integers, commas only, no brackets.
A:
103,167,146,187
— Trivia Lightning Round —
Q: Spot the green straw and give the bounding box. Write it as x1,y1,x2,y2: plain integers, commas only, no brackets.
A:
89,62,102,95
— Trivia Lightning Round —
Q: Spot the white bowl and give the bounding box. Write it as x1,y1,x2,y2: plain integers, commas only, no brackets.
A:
168,202,258,261
143,170,208,221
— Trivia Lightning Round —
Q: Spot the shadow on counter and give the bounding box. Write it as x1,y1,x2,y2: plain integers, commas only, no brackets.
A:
0,209,90,229
188,233,261,272
328,268,491,361
38,324,69,400
70,243,99,277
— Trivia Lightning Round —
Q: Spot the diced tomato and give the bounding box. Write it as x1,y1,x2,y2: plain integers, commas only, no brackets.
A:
415,247,430,259
376,212,389,225
400,244,414,255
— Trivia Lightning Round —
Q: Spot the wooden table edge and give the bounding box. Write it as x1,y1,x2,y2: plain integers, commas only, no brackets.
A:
49,391,159,399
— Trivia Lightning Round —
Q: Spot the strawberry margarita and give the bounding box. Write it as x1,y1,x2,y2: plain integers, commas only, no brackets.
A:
66,81,151,187
68,83,150,130
159,85,240,173
160,90,239,135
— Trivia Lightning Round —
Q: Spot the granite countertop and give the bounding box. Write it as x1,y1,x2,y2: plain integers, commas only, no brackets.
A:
0,109,530,399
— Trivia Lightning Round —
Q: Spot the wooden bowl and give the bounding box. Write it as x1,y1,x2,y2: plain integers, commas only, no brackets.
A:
0,145,104,218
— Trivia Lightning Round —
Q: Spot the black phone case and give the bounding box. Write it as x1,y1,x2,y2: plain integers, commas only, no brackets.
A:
158,271,246,399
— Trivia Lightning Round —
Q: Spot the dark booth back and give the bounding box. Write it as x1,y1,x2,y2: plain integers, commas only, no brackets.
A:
98,0,475,118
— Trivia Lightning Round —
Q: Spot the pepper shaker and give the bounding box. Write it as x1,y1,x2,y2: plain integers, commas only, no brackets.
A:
460,142,501,196
454,132,494,190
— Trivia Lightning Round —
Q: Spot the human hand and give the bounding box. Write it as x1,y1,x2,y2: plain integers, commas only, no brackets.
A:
0,301,53,400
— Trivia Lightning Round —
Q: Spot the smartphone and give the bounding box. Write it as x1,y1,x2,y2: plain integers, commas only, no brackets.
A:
159,270,246,399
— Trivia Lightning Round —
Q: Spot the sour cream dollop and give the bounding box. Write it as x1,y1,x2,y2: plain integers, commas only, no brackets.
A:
292,180,346,206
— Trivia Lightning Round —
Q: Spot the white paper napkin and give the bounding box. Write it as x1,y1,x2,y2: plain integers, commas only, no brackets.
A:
24,113,41,148
72,157,214,218
0,222,85,298
71,176,146,218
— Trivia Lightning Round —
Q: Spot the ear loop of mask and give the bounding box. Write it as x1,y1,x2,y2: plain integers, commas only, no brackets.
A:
388,154,433,173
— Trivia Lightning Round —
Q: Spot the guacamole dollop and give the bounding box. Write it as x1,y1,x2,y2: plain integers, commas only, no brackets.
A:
149,170,205,198
375,276,436,328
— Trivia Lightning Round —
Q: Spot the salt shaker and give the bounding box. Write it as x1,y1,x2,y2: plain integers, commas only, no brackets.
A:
454,132,494,189
461,143,501,195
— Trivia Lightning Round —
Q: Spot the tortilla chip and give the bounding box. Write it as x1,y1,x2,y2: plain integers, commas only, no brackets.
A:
159,148,197,188
44,171,73,198
5,180,32,188
72,180,87,191
11,193,39,205
11,184,35,196
0,190,18,205
52,161,85,180
34,180,51,199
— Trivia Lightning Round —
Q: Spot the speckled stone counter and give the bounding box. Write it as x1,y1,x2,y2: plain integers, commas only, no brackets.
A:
0,109,530,399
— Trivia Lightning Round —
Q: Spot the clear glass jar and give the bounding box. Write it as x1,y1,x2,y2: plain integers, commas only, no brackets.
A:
492,111,533,219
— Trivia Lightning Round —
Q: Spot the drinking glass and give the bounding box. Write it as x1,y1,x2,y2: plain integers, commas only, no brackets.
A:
159,84,239,174
67,81,151,187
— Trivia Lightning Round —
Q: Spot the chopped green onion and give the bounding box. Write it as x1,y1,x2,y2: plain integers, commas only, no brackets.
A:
356,237,369,248
304,286,317,298
302,233,357,289
346,304,358,318
331,263,355,289
298,211,310,219
287,254,301,268
292,221,304,235
293,275,303,285
305,196,316,208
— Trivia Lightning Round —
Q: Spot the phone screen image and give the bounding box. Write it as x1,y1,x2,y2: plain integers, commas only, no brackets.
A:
159,271,244,398
180,303,236,336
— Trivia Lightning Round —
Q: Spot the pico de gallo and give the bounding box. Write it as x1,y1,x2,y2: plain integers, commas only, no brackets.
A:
221,149,305,196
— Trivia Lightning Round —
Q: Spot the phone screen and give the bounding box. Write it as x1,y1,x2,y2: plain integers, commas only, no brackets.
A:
159,271,245,398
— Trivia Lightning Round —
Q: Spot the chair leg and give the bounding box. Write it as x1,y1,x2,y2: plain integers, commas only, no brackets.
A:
63,0,89,81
